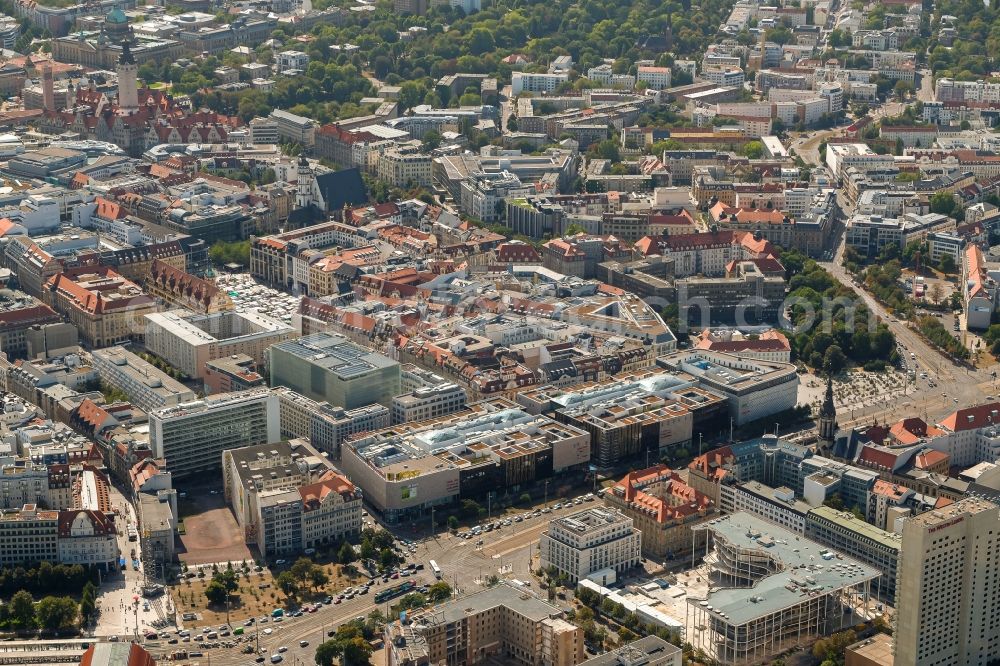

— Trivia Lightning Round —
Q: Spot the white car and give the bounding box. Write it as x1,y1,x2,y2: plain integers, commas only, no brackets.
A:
264,628,273,635
278,646,288,653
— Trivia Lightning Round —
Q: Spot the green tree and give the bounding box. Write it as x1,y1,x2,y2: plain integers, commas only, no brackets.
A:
379,548,399,571
205,580,228,606
79,581,96,624
291,557,315,584
208,240,250,267
468,27,496,55
447,515,459,531
315,639,342,666
741,140,764,159
310,567,329,591
459,499,482,518
9,590,35,630
333,541,354,565
427,582,452,602
589,139,621,162
398,81,426,112
316,623,374,666
421,130,443,151
930,191,957,217
823,344,847,374
276,571,298,598
396,592,427,610
35,596,78,632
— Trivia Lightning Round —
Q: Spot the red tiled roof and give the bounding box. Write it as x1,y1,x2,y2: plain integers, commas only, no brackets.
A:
688,446,733,482
938,401,1000,432
914,449,949,469
611,463,712,523
857,444,901,471
57,509,116,538
299,474,355,510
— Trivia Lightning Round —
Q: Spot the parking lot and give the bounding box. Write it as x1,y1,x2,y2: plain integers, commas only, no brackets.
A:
177,489,252,566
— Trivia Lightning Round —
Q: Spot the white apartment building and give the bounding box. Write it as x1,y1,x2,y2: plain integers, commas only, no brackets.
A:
268,109,317,148
926,232,963,265
826,143,895,183
927,401,1000,466
936,78,1000,103
276,50,309,73
249,117,279,145
701,68,745,87
459,170,532,223
658,350,799,426
222,439,362,556
722,482,810,533
0,506,119,569
0,461,71,510
376,148,433,188
391,382,467,424
895,499,1000,666
386,583,584,666
962,244,997,332
805,506,900,603
511,72,569,95
149,388,281,479
272,387,391,458
540,507,641,584
91,346,196,414
57,509,120,568
637,66,672,90
144,309,295,379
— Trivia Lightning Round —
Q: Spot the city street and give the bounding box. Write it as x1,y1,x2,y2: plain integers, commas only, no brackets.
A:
94,485,172,640
819,225,993,428
149,498,590,665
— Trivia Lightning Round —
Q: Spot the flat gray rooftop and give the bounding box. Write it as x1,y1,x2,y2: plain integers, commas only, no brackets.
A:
692,512,880,626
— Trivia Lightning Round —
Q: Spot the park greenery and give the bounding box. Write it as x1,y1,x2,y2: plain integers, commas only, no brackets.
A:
0,591,80,634
204,568,240,606
358,527,403,573
274,558,331,599
208,240,252,268
917,315,970,359
315,614,382,666
0,563,98,599
574,584,686,657
778,249,898,373
125,0,736,128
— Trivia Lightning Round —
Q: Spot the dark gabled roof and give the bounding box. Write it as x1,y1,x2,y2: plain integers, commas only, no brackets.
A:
287,204,325,227
315,167,368,212
541,358,576,378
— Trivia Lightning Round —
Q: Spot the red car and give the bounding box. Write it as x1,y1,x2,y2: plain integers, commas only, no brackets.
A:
390,573,399,579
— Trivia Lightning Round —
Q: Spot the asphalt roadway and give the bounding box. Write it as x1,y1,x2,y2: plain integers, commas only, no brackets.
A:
162,500,589,666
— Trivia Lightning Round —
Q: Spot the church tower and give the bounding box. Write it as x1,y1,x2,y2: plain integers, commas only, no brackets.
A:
817,374,838,453
295,156,314,209
41,63,54,112
116,39,139,114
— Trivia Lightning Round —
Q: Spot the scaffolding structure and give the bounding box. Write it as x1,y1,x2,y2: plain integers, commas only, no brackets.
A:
686,513,878,665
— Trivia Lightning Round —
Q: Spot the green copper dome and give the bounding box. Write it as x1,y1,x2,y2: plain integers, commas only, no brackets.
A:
106,8,127,24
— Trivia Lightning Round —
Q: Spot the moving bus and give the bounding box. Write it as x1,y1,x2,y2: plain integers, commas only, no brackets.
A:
429,560,441,579
374,580,415,604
